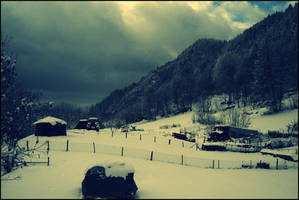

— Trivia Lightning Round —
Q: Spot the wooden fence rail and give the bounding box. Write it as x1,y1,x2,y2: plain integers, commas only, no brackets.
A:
34,140,297,170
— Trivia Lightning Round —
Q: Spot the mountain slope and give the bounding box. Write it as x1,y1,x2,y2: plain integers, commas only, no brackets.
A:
90,3,298,123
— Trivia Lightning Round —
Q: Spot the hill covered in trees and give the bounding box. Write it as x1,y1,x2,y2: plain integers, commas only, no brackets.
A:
89,3,298,124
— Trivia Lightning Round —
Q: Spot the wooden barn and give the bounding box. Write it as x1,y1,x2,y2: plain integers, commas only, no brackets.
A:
33,116,67,136
208,125,259,142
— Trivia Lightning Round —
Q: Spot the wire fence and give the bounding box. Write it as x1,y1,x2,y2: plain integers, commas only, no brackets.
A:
19,139,298,170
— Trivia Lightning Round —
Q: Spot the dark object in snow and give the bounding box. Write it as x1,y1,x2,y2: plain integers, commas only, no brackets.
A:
256,162,270,169
202,144,226,151
241,164,252,169
172,132,196,142
33,116,67,136
121,125,138,132
74,117,102,131
172,132,188,140
82,163,138,199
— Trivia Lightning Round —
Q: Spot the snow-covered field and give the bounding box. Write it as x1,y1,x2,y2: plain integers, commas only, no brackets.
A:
1,108,298,199
1,151,298,199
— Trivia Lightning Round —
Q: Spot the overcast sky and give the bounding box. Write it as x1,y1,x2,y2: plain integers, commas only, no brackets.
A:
1,1,295,107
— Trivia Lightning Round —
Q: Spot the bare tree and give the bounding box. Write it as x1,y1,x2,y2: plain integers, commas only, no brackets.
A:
219,108,251,128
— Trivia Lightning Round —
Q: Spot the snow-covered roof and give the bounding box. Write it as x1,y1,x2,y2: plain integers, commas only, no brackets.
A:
213,130,224,134
79,119,88,122
88,117,98,120
33,116,67,126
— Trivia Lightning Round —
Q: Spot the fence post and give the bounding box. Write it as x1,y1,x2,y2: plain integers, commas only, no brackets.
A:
93,142,96,153
121,146,124,156
36,136,39,144
150,151,154,161
66,140,69,152
276,159,278,170
168,139,171,145
212,160,214,168
26,140,29,151
182,142,184,148
218,160,220,169
47,141,50,154
250,160,252,168
154,136,156,143
181,155,184,165
47,157,50,166
140,134,142,141
125,132,127,139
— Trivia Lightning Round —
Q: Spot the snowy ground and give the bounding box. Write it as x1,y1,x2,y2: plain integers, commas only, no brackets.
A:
1,151,298,199
1,108,298,198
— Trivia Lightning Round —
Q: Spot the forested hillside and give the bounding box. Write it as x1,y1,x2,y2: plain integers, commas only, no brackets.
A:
89,3,298,124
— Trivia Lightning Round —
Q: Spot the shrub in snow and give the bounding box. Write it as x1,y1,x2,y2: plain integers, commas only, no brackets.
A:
256,162,270,169
81,161,138,199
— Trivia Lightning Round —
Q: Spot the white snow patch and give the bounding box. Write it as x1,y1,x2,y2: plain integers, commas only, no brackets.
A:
104,160,135,179
82,160,135,179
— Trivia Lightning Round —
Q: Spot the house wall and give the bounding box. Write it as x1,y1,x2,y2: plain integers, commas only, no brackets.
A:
228,127,259,138
35,123,66,136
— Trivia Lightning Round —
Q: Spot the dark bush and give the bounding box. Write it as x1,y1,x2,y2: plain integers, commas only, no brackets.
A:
82,164,138,199
202,144,226,151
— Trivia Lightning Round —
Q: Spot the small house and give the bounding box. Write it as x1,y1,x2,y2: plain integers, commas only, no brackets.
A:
34,116,67,136
74,117,101,131
75,119,89,129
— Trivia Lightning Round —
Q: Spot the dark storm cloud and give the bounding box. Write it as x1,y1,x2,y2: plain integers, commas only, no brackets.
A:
1,1,278,106
1,2,151,105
